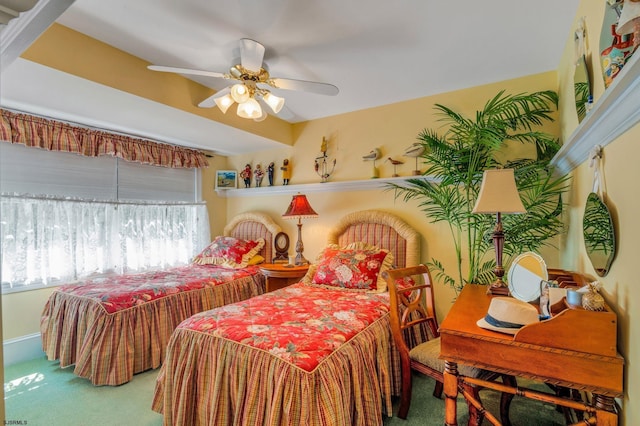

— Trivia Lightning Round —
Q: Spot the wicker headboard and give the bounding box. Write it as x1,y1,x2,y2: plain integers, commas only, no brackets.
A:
327,210,420,268
224,211,281,262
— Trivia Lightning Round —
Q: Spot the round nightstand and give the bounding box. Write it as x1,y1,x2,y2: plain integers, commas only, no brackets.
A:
259,263,309,292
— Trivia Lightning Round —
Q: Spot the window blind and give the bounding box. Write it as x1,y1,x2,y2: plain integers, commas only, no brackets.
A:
0,141,208,293
0,142,200,201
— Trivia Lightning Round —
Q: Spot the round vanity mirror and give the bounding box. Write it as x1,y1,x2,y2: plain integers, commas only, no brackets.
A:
583,192,616,277
507,252,548,302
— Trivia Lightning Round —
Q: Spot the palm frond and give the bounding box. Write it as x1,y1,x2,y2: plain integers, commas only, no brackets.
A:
386,89,567,290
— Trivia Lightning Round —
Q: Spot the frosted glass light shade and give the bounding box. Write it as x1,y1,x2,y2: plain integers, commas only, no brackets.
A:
236,98,263,119
214,94,234,114
230,84,250,103
254,109,268,122
263,92,285,113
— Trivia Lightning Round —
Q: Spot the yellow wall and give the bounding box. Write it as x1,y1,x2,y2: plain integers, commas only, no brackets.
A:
2,289,54,340
4,2,636,423
201,154,230,238
218,71,560,324
2,69,557,343
556,1,635,424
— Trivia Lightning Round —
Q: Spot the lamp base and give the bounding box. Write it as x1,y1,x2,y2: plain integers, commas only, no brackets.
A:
486,282,511,296
294,252,309,266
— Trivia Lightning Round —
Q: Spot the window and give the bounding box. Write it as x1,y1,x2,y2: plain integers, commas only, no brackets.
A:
0,143,210,293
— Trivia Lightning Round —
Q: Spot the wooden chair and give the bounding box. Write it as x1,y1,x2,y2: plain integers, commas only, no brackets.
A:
383,265,516,426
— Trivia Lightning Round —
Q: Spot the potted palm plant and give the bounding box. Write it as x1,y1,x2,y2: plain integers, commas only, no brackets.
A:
387,90,570,293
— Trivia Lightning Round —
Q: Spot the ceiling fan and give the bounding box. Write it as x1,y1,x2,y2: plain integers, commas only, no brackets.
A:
148,38,339,121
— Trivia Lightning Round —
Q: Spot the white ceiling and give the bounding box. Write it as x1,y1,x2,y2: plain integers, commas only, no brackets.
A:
0,0,580,155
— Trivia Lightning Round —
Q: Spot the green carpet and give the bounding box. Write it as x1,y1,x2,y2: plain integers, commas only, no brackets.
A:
382,373,564,426
4,357,564,425
4,357,163,426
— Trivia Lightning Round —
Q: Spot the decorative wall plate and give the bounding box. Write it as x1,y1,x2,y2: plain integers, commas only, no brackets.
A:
507,252,548,302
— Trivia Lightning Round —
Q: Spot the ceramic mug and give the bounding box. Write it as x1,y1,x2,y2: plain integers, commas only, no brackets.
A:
566,289,583,306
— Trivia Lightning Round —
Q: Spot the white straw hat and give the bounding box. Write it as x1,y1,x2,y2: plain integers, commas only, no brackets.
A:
477,297,540,335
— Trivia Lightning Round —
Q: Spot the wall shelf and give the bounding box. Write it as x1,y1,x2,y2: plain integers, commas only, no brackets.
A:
550,49,640,175
220,56,640,188
216,175,437,197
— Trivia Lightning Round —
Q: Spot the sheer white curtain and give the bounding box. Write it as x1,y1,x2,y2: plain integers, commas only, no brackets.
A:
1,195,210,291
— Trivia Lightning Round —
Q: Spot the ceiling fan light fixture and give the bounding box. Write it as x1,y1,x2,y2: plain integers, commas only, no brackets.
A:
214,94,235,114
230,83,250,103
254,109,268,122
237,98,262,119
263,92,285,114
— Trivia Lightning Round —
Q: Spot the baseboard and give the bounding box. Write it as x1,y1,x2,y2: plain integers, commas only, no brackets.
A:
3,333,44,366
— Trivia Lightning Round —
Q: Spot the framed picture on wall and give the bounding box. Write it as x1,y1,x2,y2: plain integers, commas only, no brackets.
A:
215,170,237,189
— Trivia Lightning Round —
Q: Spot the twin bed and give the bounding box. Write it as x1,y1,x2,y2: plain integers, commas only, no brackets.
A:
40,211,280,386
151,209,421,425
41,208,422,425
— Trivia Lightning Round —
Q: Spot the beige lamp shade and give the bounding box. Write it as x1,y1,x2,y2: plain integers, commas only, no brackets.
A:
472,169,526,214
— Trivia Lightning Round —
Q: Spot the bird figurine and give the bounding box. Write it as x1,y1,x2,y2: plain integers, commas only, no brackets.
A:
385,157,404,177
362,148,381,178
362,148,381,161
404,143,426,175
404,143,425,157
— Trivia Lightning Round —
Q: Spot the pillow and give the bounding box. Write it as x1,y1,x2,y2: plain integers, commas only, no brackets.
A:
394,275,417,298
192,236,265,268
310,243,393,292
247,254,265,265
344,242,394,292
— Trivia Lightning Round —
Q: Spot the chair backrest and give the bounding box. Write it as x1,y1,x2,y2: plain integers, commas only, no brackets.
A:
383,264,439,356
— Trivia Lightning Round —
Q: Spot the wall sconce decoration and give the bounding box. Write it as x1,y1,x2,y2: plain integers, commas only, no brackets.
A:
315,137,336,183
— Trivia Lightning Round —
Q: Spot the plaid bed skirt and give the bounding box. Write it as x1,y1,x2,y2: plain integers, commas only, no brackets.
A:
152,314,403,426
40,274,265,386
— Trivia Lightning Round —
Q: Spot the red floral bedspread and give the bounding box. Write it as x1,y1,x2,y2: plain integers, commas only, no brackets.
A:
57,264,261,314
177,282,390,372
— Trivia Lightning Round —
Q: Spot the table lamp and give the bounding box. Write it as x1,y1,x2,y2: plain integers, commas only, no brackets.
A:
472,169,526,295
282,193,318,265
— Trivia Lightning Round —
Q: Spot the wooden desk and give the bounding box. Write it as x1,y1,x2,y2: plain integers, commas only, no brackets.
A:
259,263,309,292
439,284,624,426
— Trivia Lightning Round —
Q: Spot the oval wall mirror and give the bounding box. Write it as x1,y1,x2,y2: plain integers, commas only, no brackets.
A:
507,252,548,302
574,55,591,123
583,192,616,276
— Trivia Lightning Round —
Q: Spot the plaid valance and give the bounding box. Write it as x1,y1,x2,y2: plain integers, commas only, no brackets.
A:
0,109,208,169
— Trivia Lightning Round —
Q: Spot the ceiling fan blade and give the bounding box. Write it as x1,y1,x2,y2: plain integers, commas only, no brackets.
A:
198,87,230,108
148,65,227,79
239,38,265,72
198,94,218,108
268,77,339,96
